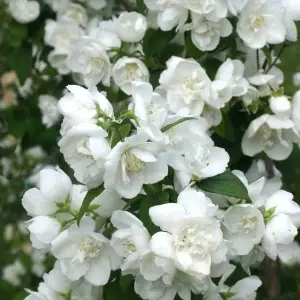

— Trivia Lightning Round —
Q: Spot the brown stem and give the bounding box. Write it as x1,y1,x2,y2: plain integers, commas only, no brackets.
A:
264,257,280,300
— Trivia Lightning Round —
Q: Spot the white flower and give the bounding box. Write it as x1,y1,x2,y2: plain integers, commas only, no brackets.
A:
159,57,212,115
104,133,168,198
201,104,222,128
3,260,25,286
57,3,88,27
116,12,148,43
184,0,227,21
44,20,84,54
84,0,107,10
67,37,111,87
87,20,121,51
191,15,232,52
149,187,224,276
163,143,229,192
144,0,188,31
214,59,249,97
237,0,286,49
51,217,121,285
58,85,114,128
59,123,111,188
111,211,150,274
8,0,40,24
22,167,72,217
26,216,61,249
223,204,265,255
48,51,70,75
283,0,300,41
112,58,149,95
38,95,61,128
242,114,294,160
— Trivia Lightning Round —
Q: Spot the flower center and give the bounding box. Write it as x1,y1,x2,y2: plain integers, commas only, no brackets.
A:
125,151,146,173
258,124,276,147
125,63,141,81
239,216,257,233
249,15,265,32
76,236,103,261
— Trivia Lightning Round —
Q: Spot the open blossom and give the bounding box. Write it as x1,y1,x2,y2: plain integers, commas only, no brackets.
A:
67,37,111,87
159,57,212,115
116,12,148,43
242,114,294,160
112,57,149,95
8,0,40,24
144,0,188,31
149,187,225,276
111,211,150,274
223,204,265,255
57,2,88,27
191,15,232,52
51,217,121,286
237,0,286,49
59,123,111,188
104,133,168,198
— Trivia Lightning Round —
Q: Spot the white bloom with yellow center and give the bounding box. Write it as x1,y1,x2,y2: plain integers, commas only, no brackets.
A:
242,114,294,160
113,58,149,95
51,217,121,286
104,133,168,198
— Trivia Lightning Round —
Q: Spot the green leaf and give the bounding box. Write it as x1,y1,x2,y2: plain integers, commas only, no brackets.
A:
120,275,134,292
7,44,32,84
139,190,169,234
143,28,176,56
119,124,132,139
161,117,195,133
136,0,146,14
77,185,104,225
197,171,250,201
3,21,28,48
213,113,236,142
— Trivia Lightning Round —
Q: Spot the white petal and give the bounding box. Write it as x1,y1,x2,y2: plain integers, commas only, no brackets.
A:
150,232,175,259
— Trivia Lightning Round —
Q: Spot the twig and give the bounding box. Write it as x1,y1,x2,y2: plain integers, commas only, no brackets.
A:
264,156,280,299
266,44,287,73
256,49,260,70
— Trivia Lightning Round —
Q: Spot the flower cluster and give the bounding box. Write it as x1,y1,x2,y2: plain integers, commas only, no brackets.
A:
3,0,300,299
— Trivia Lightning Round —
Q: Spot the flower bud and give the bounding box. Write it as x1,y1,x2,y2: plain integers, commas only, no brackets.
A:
269,95,291,117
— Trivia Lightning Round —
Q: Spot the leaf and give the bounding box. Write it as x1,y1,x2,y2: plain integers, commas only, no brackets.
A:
3,21,28,47
197,171,250,201
143,28,176,56
7,44,32,84
77,185,104,225
136,0,146,14
120,275,134,292
139,190,169,234
119,124,132,139
213,113,236,142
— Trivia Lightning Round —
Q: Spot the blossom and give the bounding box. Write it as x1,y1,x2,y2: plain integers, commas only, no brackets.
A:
38,95,61,128
116,12,148,43
58,123,111,188
223,204,265,255
237,0,286,49
26,216,61,249
67,37,111,87
191,15,232,52
269,95,291,118
112,58,150,95
51,217,121,286
57,2,88,27
226,0,248,15
22,167,72,217
242,114,294,160
104,133,168,198
58,85,114,128
3,260,25,286
159,57,212,115
8,0,40,24
149,187,225,276
111,211,150,274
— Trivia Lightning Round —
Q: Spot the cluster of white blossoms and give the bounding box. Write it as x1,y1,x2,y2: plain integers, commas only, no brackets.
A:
4,0,300,299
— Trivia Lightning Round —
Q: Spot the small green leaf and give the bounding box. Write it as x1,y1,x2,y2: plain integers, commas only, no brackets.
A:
119,124,132,139
271,87,284,97
120,274,134,292
161,117,195,133
110,127,122,148
197,171,250,201
143,28,176,56
77,185,104,225
213,113,236,142
136,0,146,14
